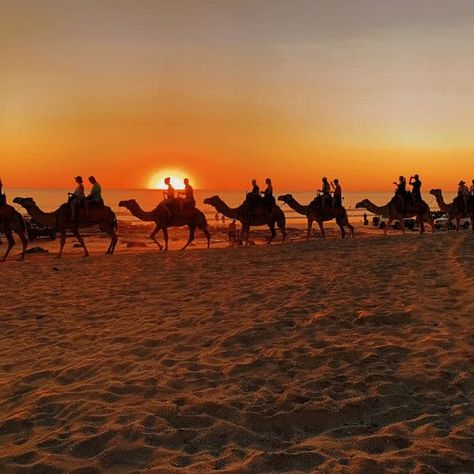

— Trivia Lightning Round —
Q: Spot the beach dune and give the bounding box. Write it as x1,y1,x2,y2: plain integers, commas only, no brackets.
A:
0,232,473,472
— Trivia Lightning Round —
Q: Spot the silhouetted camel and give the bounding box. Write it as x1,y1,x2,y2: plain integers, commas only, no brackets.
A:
0,204,27,261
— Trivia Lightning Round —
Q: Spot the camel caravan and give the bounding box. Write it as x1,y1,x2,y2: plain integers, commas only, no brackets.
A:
1,174,473,261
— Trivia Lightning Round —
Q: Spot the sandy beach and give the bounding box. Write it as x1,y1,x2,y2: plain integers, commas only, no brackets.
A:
0,230,472,473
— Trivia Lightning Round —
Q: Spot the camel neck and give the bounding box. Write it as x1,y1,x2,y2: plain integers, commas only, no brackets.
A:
212,199,239,219
434,192,450,212
285,198,309,216
128,203,156,221
26,205,57,226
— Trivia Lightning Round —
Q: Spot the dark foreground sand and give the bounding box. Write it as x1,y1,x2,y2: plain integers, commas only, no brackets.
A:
0,231,473,473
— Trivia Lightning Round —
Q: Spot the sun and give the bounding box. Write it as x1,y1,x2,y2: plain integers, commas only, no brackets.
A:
147,169,194,190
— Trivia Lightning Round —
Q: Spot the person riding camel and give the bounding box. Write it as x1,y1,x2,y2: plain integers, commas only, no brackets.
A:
68,176,86,220
262,178,275,210
0,178,5,207
393,176,407,212
178,178,195,214
409,174,422,203
87,176,103,206
470,179,474,196
330,178,342,209
160,177,176,218
458,180,469,213
246,179,260,215
320,177,331,210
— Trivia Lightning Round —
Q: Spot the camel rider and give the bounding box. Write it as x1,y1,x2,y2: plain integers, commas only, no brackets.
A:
178,178,195,214
0,178,5,206
320,177,331,210
458,180,469,213
261,178,275,209
161,177,175,217
69,176,86,220
409,175,422,203
470,179,474,196
330,178,342,208
87,176,103,206
393,176,407,212
246,179,260,214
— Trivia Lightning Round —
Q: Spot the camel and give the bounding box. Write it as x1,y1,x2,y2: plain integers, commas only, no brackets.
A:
429,189,474,231
13,197,117,257
118,199,210,251
355,196,434,234
203,195,287,244
0,205,28,261
278,194,354,239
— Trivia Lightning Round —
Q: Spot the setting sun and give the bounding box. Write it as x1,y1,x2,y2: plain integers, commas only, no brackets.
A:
147,169,194,190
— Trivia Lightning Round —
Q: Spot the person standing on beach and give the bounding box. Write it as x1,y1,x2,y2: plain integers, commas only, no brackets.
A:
409,174,422,203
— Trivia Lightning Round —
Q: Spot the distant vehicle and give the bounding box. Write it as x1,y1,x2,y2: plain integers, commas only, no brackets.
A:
24,216,56,241
434,215,471,230
372,216,417,230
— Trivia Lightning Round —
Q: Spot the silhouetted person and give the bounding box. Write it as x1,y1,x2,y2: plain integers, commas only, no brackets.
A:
0,178,5,206
320,177,331,210
162,177,175,217
330,178,342,208
87,176,103,205
409,174,422,203
393,176,407,212
458,180,469,212
262,178,274,209
247,179,260,214
251,179,260,195
178,178,195,213
68,176,85,220
228,219,238,245
363,213,369,226
470,179,474,196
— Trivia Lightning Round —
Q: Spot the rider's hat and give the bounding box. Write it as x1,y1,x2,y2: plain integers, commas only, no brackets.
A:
459,180,465,185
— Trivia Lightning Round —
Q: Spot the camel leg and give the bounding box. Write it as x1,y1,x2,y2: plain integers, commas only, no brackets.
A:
306,218,313,240
267,222,276,244
149,225,163,251
400,218,406,234
57,229,67,258
162,227,169,251
456,216,460,232
384,217,393,236
72,228,89,257
1,228,14,262
101,223,117,255
182,225,195,250
17,229,27,261
419,215,425,234
316,220,326,239
200,225,211,248
347,219,355,238
280,225,287,243
243,224,250,245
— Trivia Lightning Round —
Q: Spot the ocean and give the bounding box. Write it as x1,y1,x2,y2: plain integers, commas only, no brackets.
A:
6,187,455,227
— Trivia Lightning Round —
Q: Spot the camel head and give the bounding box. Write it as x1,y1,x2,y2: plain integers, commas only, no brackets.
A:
13,197,36,209
355,199,370,209
203,195,221,207
277,194,293,204
429,189,442,196
118,199,137,210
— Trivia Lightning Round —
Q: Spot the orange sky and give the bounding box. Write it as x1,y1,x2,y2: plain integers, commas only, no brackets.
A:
1,1,473,191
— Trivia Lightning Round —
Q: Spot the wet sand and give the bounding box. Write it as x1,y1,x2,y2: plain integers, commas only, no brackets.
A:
0,230,473,473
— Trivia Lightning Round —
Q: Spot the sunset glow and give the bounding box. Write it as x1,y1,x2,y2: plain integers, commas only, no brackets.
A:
147,170,192,190
2,1,474,191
